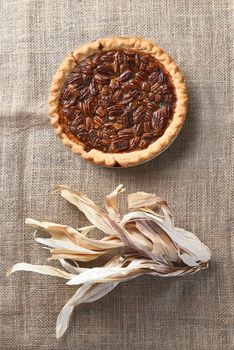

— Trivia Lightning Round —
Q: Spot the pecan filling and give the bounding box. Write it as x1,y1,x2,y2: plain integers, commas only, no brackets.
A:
59,50,177,153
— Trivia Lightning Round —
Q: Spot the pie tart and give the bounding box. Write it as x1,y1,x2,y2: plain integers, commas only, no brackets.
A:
49,37,188,167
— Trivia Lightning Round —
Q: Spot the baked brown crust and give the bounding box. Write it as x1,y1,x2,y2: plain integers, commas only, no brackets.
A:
49,37,188,167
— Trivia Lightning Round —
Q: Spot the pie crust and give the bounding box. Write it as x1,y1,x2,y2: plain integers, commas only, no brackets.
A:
48,37,188,167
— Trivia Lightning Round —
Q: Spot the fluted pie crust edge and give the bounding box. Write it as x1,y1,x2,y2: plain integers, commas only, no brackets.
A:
48,37,188,167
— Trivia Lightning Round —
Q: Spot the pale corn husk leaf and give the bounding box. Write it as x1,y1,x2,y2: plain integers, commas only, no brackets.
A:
35,238,108,262
159,201,174,228
77,225,95,236
54,185,117,236
7,263,75,279
49,251,101,262
121,210,163,227
105,184,125,222
67,258,156,285
66,266,128,285
128,191,163,210
128,192,173,226
59,259,89,274
35,237,104,255
100,235,122,243
174,227,211,264
56,282,118,338
56,256,123,338
26,219,123,251
26,218,78,244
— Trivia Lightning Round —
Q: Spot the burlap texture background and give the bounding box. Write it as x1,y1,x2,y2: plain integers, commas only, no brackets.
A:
0,0,233,349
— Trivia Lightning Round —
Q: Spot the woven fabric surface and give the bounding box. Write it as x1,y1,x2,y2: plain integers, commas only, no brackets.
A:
0,0,233,349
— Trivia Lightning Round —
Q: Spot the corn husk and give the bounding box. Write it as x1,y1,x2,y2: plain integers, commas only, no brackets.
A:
26,218,123,261
7,263,75,279
9,185,211,338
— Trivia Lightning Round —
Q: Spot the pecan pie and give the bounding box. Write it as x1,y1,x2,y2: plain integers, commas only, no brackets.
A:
49,37,188,167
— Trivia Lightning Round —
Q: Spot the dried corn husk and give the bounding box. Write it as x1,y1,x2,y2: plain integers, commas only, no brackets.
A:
9,185,211,338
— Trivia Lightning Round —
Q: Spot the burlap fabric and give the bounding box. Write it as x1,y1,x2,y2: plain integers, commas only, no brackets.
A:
0,1,233,349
